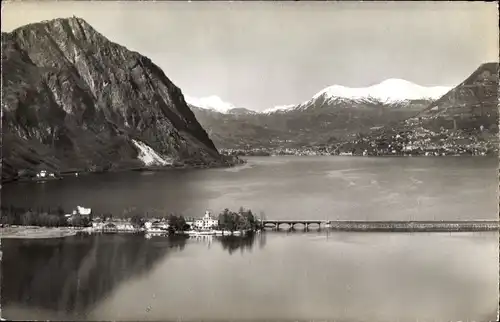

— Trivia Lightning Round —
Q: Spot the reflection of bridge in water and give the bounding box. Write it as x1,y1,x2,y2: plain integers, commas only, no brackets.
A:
261,219,499,232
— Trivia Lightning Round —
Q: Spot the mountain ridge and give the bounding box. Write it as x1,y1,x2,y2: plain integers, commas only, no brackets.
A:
188,79,452,115
265,79,451,114
1,17,232,182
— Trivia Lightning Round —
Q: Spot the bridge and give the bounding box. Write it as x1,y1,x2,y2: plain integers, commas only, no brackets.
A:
260,219,499,232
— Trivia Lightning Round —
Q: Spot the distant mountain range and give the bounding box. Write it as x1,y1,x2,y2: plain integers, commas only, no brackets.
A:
263,78,450,114
1,17,234,183
189,80,452,149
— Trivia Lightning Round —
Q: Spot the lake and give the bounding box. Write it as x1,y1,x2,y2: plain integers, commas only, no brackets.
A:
2,156,498,220
1,232,498,321
1,156,499,321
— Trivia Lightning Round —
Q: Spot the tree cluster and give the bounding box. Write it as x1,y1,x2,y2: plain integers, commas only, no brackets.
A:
217,207,259,232
130,214,145,228
167,214,189,232
0,205,90,227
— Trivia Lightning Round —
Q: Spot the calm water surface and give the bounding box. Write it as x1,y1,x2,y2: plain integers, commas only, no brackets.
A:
2,156,498,220
1,157,499,321
2,232,498,321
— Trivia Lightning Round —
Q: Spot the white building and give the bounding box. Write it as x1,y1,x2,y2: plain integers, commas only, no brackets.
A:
36,170,55,179
144,221,169,232
76,206,92,216
116,223,136,231
194,211,218,230
65,206,93,222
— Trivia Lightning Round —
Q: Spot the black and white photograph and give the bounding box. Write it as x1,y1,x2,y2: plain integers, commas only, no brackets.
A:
0,1,499,321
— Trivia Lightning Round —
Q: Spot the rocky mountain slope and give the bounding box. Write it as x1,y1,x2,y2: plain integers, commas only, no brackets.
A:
189,104,286,150
335,63,499,156
1,17,230,182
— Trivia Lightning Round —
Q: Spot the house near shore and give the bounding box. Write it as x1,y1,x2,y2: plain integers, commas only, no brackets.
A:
91,217,104,229
65,206,92,218
17,167,58,181
64,206,93,225
144,220,169,232
103,222,118,232
116,222,136,231
36,170,55,179
193,211,218,230
76,206,92,216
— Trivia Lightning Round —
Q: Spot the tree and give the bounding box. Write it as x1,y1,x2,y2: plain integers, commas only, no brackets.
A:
218,211,236,232
177,216,187,231
130,215,144,228
69,214,90,227
21,212,34,226
167,214,187,232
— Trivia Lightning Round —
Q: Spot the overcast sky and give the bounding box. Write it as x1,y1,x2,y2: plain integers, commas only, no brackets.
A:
2,1,498,111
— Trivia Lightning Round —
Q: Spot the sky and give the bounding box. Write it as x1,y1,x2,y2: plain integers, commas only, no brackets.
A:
2,1,498,111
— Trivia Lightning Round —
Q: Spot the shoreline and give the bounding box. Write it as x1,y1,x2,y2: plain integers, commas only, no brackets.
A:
1,158,247,186
2,222,497,240
0,226,84,239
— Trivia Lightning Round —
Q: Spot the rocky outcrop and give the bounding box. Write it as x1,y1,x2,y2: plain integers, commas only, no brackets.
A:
1,17,227,182
417,62,499,131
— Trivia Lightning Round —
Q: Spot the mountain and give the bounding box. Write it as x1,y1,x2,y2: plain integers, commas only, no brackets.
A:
189,104,286,150
184,95,236,114
1,17,232,183
335,63,499,156
185,95,256,116
265,79,450,114
189,80,448,150
227,107,257,115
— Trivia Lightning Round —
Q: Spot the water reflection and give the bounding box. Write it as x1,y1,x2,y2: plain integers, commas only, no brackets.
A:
218,234,257,255
1,233,260,320
2,231,497,322
1,234,185,320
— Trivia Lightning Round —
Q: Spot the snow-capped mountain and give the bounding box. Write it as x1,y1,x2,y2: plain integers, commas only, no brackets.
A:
185,95,236,114
262,104,296,114
264,79,453,114
312,78,451,103
185,95,256,115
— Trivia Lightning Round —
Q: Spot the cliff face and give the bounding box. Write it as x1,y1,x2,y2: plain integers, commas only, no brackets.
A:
1,17,224,182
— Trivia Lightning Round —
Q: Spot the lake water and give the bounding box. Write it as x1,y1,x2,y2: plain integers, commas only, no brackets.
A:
2,156,498,220
1,232,498,321
1,156,499,321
